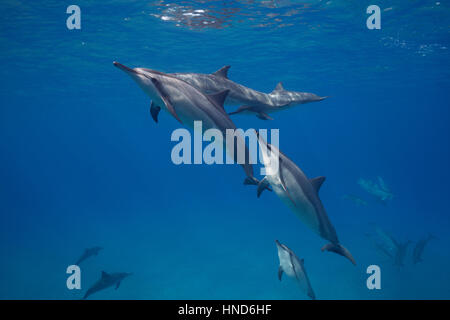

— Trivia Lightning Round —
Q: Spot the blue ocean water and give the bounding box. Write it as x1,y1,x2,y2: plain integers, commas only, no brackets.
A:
0,0,449,300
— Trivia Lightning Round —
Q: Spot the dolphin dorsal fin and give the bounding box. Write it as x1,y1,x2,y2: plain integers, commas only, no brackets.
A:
101,271,110,279
272,82,285,93
212,65,230,79
310,176,326,193
207,90,229,112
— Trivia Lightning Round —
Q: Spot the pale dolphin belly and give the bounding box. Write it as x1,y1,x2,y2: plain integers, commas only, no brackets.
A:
267,169,321,235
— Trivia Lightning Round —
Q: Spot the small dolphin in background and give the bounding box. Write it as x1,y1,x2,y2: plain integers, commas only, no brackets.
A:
342,194,368,206
393,240,412,267
358,177,393,204
371,225,399,254
369,225,411,266
412,234,436,264
365,233,394,260
83,271,132,299
275,240,316,300
76,246,103,265
172,66,327,120
255,132,356,265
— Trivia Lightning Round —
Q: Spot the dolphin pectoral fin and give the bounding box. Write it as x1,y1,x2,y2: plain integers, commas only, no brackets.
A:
150,102,161,123
115,281,121,290
256,112,274,120
278,266,283,281
229,105,252,116
257,177,270,198
244,177,273,193
243,177,258,185
321,243,356,266
206,90,229,113
150,77,182,124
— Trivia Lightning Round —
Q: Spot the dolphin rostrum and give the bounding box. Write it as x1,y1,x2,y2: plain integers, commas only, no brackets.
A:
171,66,327,120
113,61,262,185
255,132,356,265
412,234,436,264
83,271,132,299
275,240,316,300
76,246,103,265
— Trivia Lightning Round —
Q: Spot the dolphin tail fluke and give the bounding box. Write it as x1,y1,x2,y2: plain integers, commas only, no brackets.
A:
321,243,356,266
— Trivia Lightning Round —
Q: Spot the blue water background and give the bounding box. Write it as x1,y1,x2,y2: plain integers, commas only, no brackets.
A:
0,1,449,299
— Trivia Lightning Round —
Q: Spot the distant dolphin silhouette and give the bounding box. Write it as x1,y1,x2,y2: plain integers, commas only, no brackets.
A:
255,132,355,265
365,233,394,259
368,225,411,266
393,240,412,267
171,66,327,120
358,177,393,204
275,240,316,300
412,234,436,264
76,246,103,265
371,224,399,254
83,271,132,299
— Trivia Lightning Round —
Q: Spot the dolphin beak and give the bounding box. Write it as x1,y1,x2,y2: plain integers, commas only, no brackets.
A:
113,61,137,74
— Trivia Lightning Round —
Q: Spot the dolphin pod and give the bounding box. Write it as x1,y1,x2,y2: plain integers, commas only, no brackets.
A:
113,61,264,186
113,62,352,298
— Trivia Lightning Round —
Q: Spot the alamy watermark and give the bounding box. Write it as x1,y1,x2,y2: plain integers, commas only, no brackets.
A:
170,121,280,176
66,5,81,30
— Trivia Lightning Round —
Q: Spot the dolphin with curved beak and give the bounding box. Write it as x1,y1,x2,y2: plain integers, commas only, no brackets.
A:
113,61,260,184
171,66,327,120
255,132,356,265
